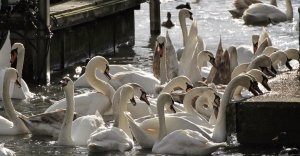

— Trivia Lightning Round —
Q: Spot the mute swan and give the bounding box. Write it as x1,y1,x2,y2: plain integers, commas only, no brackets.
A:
284,49,300,61
18,109,82,137
87,84,142,152
165,30,181,80
57,77,104,146
0,143,15,156
269,51,293,71
228,0,262,18
125,74,260,148
242,0,293,25
231,54,276,79
125,75,193,120
10,43,33,100
45,56,115,115
151,93,227,155
161,12,175,28
261,46,278,56
112,83,150,127
155,36,168,84
0,31,13,101
195,95,214,121
0,68,29,135
232,69,271,98
235,35,259,64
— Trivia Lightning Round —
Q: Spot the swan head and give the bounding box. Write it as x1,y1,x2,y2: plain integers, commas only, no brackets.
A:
5,68,22,88
185,82,194,92
158,93,176,114
10,43,25,62
87,56,111,80
59,77,74,91
244,73,263,95
252,35,259,54
179,8,193,20
129,83,150,106
247,69,271,91
156,36,166,57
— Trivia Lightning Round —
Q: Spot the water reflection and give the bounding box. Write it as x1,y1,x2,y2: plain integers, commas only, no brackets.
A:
1,0,300,155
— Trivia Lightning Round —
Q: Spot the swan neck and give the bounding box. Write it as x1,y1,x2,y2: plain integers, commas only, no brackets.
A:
285,0,293,20
3,74,18,122
179,13,188,47
182,88,207,120
160,47,168,85
118,87,132,140
157,98,167,143
16,50,24,78
213,78,242,142
86,66,115,101
58,87,74,145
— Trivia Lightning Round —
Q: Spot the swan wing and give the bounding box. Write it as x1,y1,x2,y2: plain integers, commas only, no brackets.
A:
0,116,13,128
71,114,104,145
153,129,226,155
87,127,133,152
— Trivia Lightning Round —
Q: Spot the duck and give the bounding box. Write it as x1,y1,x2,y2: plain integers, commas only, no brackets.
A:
10,43,33,100
151,93,227,155
161,12,175,28
273,132,300,156
87,84,145,152
0,68,29,135
45,56,115,115
228,0,262,18
242,0,293,25
125,74,261,148
57,77,104,145
0,143,15,156
175,2,191,10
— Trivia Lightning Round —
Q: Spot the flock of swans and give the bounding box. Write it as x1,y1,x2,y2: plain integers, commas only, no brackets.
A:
0,0,299,155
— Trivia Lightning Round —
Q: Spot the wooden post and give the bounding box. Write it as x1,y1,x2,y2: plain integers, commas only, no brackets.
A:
149,0,161,35
36,0,50,85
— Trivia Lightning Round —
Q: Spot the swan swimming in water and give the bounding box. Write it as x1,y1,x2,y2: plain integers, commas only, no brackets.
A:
242,0,293,25
150,93,227,155
0,68,29,135
87,84,146,152
57,77,104,146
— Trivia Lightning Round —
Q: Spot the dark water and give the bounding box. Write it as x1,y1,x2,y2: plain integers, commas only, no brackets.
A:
1,0,300,155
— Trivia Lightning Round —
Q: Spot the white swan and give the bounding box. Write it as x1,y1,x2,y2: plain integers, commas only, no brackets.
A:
45,56,115,115
232,69,271,98
195,95,214,121
151,93,227,155
235,35,259,64
231,54,276,79
0,31,13,101
0,68,29,135
0,143,15,156
74,63,159,94
125,75,193,120
57,77,104,146
261,46,278,56
112,83,150,127
243,0,293,25
284,48,300,61
176,8,194,60
124,74,260,148
228,0,263,18
87,84,141,152
10,43,33,100
269,51,293,71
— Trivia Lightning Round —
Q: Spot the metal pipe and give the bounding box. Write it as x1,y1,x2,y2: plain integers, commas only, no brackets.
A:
149,0,161,35
37,0,50,85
